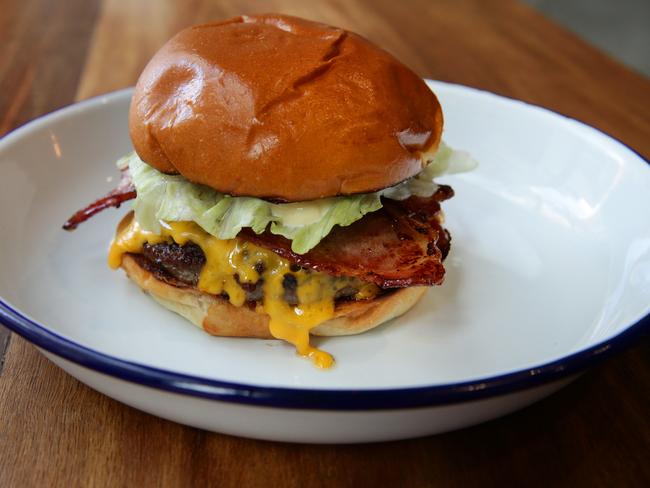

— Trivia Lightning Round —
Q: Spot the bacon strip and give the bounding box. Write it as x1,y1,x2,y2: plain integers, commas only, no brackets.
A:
241,186,454,288
62,169,136,230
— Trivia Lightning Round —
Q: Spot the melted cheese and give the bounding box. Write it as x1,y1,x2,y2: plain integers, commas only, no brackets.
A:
108,217,379,368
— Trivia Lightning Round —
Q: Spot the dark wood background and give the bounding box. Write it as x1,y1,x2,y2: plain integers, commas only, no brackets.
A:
1,0,649,486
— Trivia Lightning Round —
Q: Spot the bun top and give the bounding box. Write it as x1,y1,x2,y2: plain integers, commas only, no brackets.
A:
129,14,443,201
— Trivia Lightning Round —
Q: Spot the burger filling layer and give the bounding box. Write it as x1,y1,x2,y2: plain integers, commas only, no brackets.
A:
109,215,379,368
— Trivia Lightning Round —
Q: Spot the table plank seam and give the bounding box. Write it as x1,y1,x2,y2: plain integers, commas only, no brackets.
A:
0,328,12,376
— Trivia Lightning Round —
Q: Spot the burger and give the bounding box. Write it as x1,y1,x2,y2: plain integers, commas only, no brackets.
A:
64,14,475,368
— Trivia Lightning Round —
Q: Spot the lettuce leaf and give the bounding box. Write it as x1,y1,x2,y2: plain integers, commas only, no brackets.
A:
125,142,476,253
270,193,382,253
382,142,478,200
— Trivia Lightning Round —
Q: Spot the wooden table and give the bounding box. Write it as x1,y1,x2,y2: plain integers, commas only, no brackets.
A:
1,0,649,485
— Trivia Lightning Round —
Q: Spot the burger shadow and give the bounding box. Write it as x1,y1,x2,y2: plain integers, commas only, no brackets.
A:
309,235,532,369
308,246,469,359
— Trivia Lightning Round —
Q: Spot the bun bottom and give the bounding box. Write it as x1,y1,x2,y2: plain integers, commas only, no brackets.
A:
120,254,427,338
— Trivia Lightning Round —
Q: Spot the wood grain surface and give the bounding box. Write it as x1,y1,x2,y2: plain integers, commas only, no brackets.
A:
1,0,649,486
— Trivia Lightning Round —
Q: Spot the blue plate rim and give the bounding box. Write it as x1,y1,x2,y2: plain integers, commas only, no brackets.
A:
1,84,649,411
1,299,648,410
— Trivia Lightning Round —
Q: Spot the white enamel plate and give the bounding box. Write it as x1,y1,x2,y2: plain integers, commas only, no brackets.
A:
0,81,649,443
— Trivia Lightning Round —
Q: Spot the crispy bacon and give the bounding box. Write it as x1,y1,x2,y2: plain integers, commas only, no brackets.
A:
241,186,454,288
62,169,135,230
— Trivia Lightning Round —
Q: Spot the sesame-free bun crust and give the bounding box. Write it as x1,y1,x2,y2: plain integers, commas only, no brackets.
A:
129,14,443,201
120,254,427,338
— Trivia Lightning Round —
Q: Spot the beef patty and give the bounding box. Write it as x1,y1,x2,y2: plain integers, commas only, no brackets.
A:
130,242,364,305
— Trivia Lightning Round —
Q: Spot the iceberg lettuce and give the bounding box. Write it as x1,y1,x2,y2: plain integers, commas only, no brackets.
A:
124,142,476,254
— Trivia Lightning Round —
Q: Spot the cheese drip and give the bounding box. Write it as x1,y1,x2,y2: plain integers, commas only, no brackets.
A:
108,216,379,368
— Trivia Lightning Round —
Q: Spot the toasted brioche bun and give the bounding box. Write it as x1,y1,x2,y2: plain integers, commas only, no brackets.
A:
129,14,443,201
120,254,427,338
